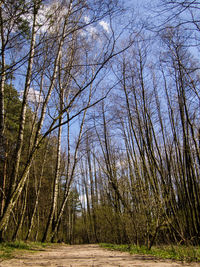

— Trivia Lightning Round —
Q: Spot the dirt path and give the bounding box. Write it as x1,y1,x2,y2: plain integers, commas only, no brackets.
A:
1,244,200,267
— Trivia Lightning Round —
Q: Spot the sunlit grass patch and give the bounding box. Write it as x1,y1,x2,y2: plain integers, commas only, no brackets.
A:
100,243,200,262
0,241,52,260
0,241,28,259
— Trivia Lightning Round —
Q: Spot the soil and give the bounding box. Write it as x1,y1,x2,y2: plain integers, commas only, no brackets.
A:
1,244,200,267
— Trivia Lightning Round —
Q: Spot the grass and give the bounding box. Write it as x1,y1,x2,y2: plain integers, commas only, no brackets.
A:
100,243,200,262
0,241,52,260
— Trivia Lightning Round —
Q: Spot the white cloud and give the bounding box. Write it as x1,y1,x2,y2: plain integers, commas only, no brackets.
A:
79,19,110,39
88,26,97,36
79,29,86,37
79,25,98,39
84,16,90,24
99,21,110,33
20,88,44,104
21,2,70,34
37,2,66,33
28,88,43,103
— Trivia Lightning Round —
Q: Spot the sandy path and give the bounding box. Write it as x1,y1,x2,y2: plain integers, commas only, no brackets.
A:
0,244,200,267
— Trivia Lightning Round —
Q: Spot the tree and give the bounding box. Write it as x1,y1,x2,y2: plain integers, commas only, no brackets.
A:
0,0,135,240
159,26,200,244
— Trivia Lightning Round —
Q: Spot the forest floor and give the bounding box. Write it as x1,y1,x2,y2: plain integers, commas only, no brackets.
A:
0,244,200,267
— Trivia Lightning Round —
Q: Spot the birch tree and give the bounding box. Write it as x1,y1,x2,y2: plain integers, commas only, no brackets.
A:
0,0,134,240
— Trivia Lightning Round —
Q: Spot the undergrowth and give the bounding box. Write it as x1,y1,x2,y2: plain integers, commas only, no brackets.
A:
100,243,200,262
0,241,51,260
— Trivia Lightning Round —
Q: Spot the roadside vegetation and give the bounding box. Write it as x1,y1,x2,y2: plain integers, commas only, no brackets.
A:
0,241,52,260
100,244,200,263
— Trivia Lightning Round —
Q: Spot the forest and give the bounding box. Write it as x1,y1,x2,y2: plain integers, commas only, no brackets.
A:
0,0,200,250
